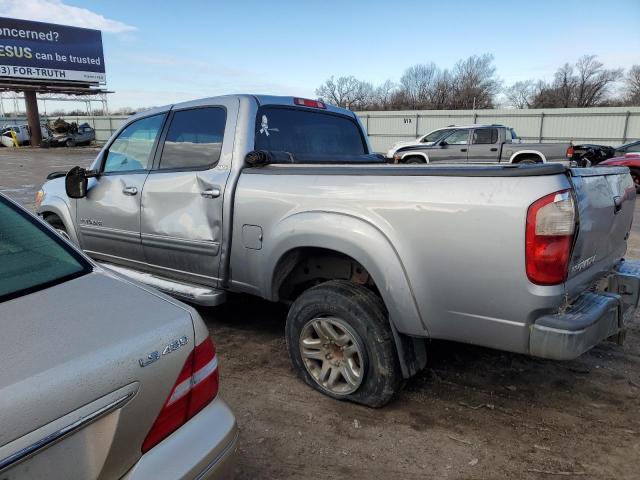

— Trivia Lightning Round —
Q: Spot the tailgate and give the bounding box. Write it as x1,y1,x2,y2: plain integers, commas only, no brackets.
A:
566,166,635,294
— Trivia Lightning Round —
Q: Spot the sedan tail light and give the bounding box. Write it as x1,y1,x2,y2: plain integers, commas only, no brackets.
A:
142,337,219,453
525,189,576,285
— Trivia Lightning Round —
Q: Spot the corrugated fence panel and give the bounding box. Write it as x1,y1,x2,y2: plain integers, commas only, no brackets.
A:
3,109,640,151
356,107,640,153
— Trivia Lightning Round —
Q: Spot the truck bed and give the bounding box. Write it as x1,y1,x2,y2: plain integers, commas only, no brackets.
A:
230,162,634,356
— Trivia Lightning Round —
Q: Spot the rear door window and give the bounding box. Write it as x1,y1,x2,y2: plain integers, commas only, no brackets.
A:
159,107,226,170
0,197,91,302
255,107,366,156
472,128,499,144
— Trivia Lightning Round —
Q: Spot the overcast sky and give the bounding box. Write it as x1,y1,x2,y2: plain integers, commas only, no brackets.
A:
3,0,640,110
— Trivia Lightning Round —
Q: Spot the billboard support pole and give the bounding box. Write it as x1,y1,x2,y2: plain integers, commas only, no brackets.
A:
24,90,42,147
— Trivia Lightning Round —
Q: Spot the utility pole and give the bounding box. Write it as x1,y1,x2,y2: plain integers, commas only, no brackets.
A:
24,89,42,146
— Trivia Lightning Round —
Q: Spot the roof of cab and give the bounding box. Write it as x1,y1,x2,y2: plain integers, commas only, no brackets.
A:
127,94,355,121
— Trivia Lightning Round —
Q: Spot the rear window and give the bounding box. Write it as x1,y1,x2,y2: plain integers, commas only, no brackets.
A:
0,197,91,302
254,107,366,156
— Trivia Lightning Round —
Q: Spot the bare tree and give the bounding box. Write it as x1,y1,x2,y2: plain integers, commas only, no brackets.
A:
430,69,455,109
371,80,398,109
504,80,536,108
529,55,623,108
449,54,500,109
399,63,438,109
623,65,640,105
315,76,374,110
574,55,623,106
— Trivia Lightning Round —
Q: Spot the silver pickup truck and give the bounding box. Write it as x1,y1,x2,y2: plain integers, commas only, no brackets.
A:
37,95,640,407
389,124,572,164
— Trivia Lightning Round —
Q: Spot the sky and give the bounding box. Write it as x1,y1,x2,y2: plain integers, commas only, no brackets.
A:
3,0,640,111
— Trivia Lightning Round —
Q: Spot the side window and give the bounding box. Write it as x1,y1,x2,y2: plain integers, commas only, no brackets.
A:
159,107,226,170
472,128,498,145
443,129,469,145
103,114,166,173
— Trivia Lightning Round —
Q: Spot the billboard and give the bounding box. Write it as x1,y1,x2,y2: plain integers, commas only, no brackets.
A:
0,17,105,84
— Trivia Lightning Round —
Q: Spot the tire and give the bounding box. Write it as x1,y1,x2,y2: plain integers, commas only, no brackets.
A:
286,280,402,407
65,138,76,148
44,214,71,241
404,156,425,164
515,156,540,165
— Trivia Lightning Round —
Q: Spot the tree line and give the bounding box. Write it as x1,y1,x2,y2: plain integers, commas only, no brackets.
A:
315,54,640,111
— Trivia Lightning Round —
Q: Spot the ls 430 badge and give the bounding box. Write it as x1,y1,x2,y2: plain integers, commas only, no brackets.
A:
139,336,189,367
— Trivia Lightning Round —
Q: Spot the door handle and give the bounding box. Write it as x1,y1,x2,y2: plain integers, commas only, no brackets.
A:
201,187,221,199
460,148,467,152
490,147,498,152
122,186,138,196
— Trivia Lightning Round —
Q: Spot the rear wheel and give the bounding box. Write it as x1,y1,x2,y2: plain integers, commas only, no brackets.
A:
404,156,425,164
65,138,76,148
515,155,541,165
286,280,402,407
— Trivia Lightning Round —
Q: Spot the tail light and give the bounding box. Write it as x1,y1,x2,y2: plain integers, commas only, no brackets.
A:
142,337,219,453
566,145,574,158
525,189,576,285
294,98,326,109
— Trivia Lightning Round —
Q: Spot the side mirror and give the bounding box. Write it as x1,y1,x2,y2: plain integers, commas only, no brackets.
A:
440,140,448,147
65,166,88,198
65,167,97,198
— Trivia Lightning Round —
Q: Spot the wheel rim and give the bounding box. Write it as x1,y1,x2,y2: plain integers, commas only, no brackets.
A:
299,316,365,395
55,228,70,240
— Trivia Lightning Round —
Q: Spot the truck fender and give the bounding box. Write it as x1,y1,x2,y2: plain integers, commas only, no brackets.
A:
38,195,79,245
398,151,429,163
263,210,428,338
509,150,546,163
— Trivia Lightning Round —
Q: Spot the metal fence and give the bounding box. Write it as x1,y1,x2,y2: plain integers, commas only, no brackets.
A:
3,107,640,152
355,107,640,153
1,115,127,143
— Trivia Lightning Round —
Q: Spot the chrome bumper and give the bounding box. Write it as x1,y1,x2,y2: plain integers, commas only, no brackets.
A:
530,259,640,360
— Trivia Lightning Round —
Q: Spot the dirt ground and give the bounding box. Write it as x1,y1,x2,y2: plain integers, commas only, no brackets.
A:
1,147,639,479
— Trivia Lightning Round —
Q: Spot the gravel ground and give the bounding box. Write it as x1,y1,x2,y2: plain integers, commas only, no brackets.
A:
1,147,639,479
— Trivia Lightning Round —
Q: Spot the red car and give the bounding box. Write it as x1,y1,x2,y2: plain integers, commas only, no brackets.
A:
600,153,640,191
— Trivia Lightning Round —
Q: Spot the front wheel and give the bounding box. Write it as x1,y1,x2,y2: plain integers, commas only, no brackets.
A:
45,215,71,241
404,156,425,164
286,280,402,407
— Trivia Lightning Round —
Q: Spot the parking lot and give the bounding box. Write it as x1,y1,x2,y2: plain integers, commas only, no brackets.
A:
2,147,639,479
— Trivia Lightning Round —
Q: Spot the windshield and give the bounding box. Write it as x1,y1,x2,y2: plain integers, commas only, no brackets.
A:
423,129,452,142
255,107,366,156
0,196,91,302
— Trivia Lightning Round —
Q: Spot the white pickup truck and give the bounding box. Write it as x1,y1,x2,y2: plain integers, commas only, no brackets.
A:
37,95,640,407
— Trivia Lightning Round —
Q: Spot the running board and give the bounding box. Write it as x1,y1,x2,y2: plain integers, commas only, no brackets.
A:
99,263,226,306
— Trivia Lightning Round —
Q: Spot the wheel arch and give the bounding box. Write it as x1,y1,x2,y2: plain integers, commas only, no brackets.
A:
509,150,546,163
399,151,429,163
39,196,79,244
263,211,427,339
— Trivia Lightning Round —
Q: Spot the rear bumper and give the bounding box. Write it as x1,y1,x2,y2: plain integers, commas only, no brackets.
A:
122,397,238,480
530,259,640,360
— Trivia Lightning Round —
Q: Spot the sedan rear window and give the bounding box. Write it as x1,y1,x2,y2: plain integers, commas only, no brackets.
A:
0,197,91,302
255,107,366,156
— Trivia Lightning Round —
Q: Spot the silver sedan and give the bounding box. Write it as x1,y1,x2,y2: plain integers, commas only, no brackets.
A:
0,193,237,479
